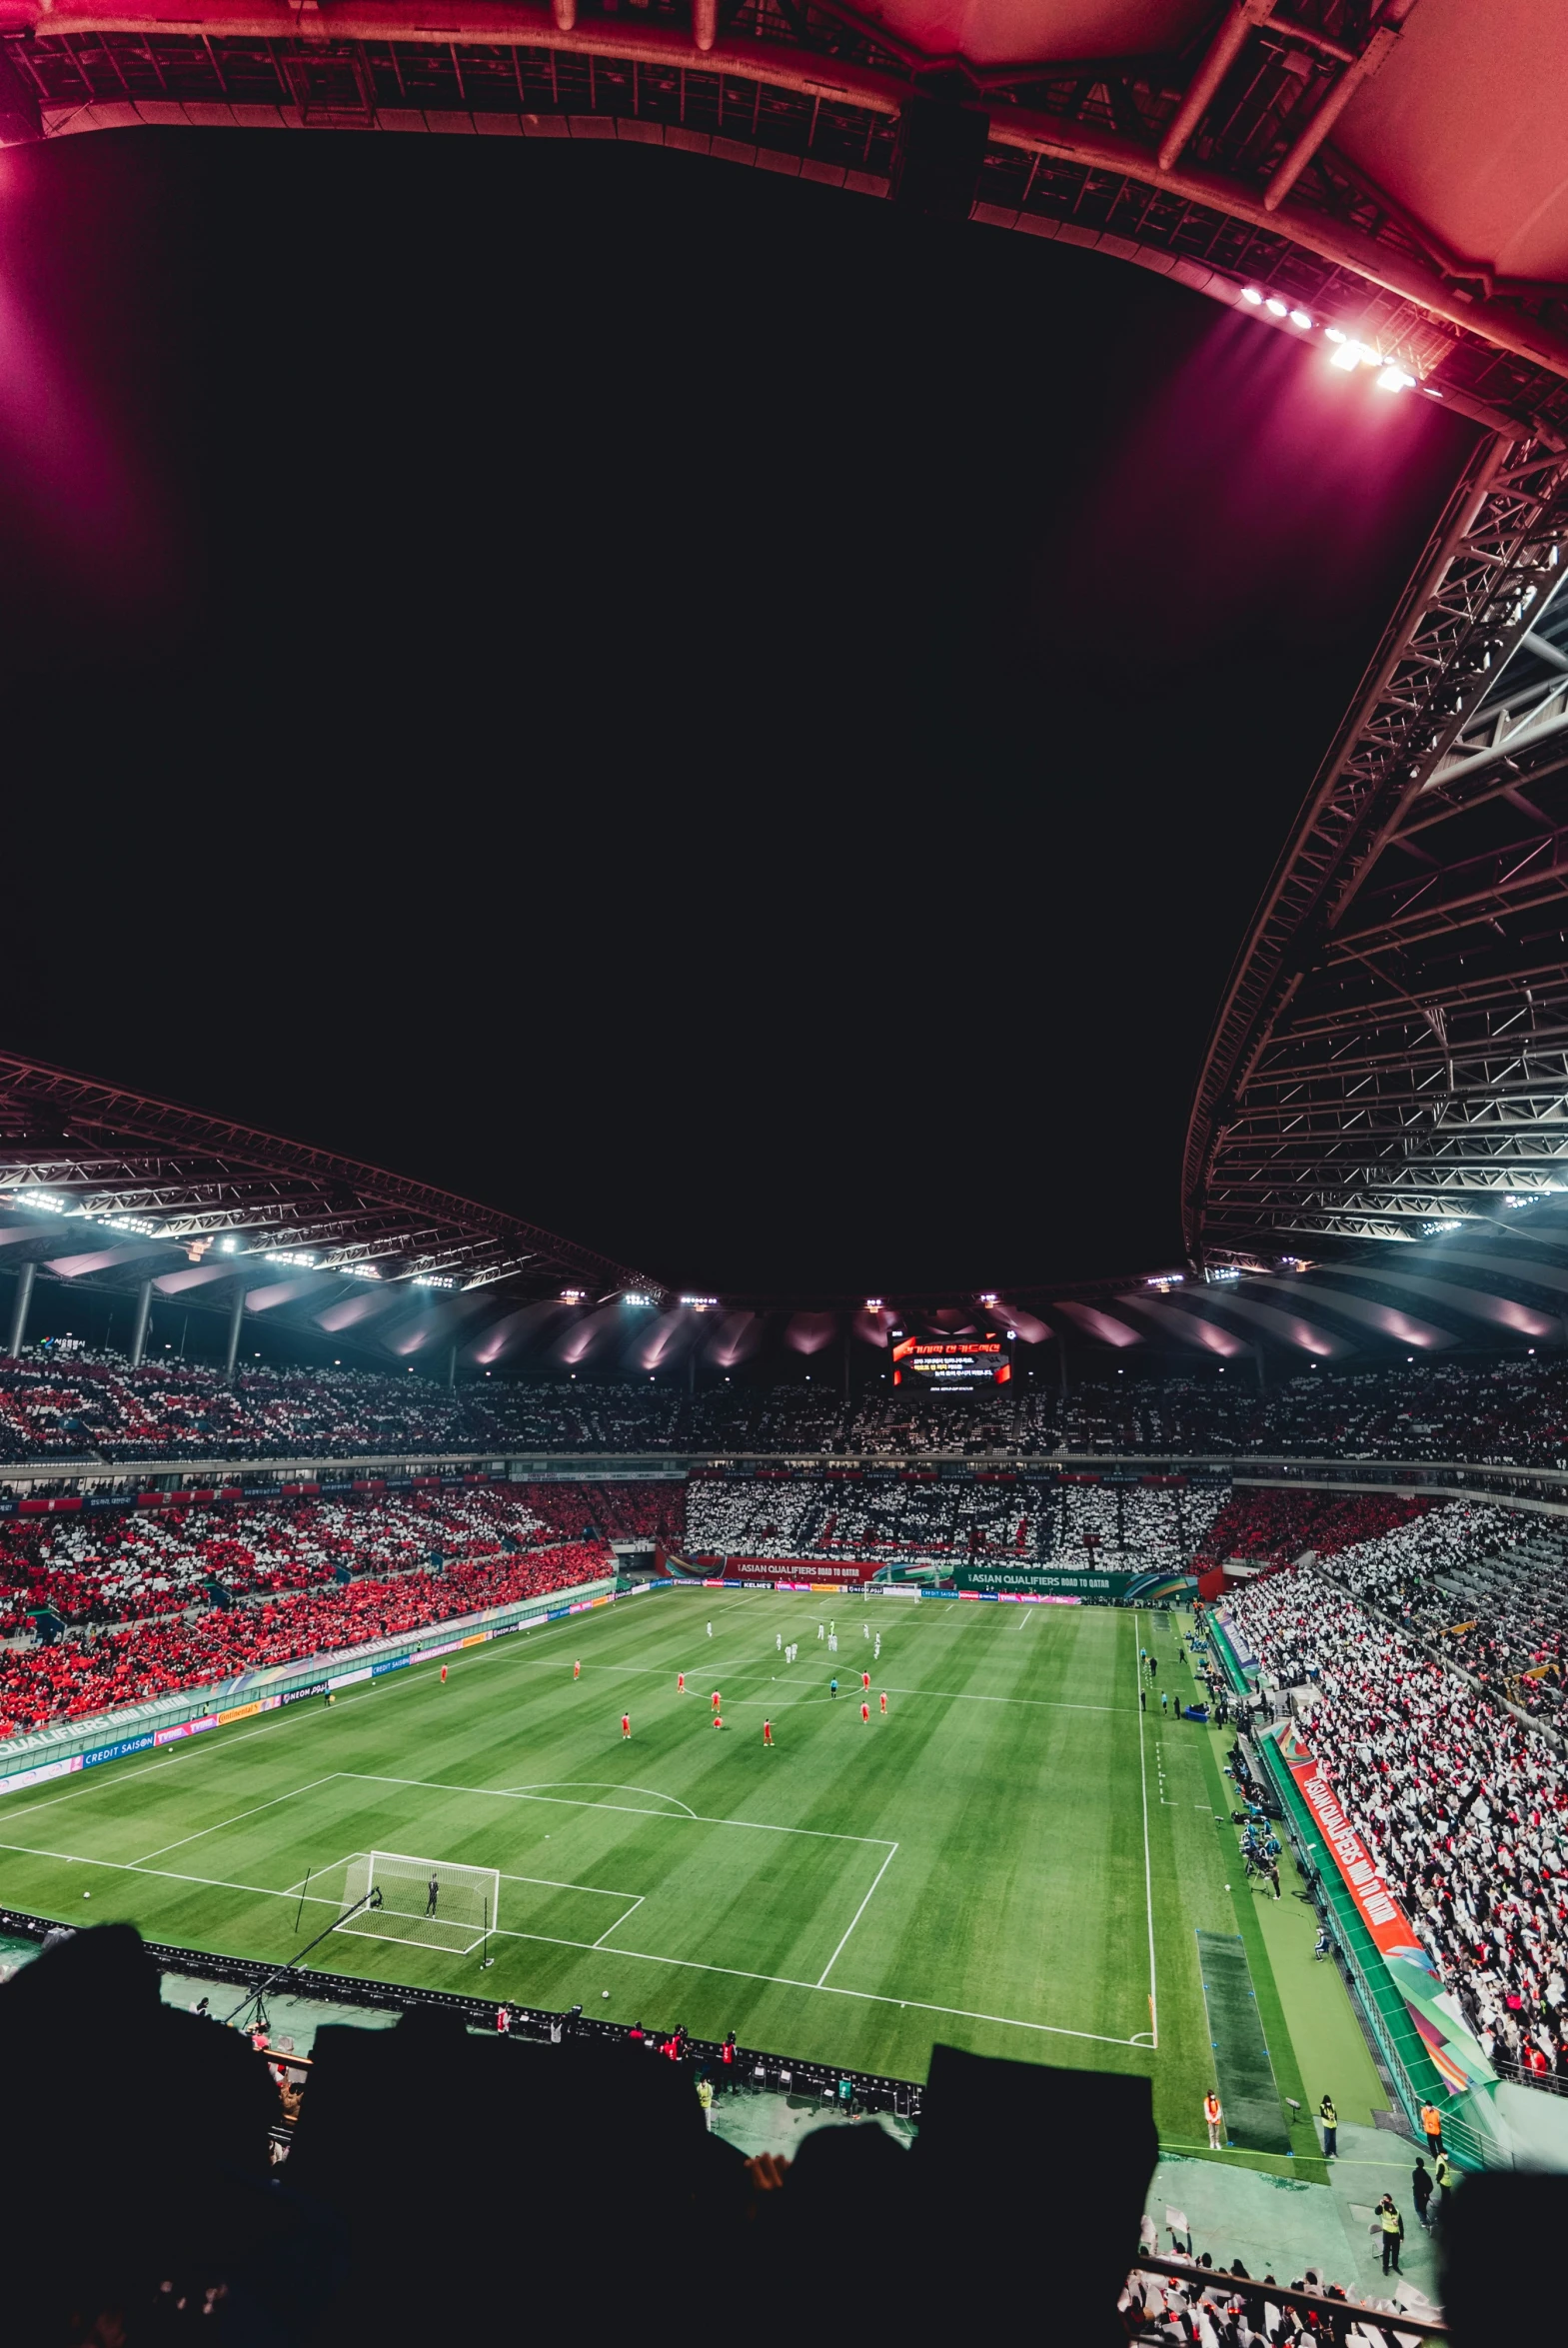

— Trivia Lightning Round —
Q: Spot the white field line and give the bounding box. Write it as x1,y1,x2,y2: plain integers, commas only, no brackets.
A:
1133,1608,1158,2051
282,1850,360,1898
128,1776,340,1865
814,1841,898,1988
592,1895,645,1949
502,1780,698,1818
589,1942,1146,2049
343,1769,897,1849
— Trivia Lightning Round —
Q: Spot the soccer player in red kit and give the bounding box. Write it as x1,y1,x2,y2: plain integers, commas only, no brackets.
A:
574,1660,581,1680
860,1700,870,1724
678,1672,686,1694
440,1664,448,1686
861,1670,870,1692
879,1690,887,1715
713,1713,724,1731
712,1689,721,1711
763,1718,774,1747
622,1712,631,1739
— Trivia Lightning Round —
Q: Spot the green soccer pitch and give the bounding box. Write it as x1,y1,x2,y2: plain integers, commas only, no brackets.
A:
0,1589,1321,2160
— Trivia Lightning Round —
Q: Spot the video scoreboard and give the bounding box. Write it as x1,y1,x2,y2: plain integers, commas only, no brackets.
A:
890,1336,1010,1393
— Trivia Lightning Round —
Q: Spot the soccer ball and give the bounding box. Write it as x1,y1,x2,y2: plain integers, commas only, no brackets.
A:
83,1892,91,1899
602,1989,610,2000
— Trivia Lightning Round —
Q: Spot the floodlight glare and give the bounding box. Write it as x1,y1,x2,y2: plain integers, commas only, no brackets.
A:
1264,297,1288,317
1241,286,1264,305
1323,327,1347,343
1377,365,1415,392
1329,342,1361,371
1289,309,1312,329
865,1297,883,1311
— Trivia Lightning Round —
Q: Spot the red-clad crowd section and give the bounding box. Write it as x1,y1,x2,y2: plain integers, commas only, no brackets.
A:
518,1481,684,1543
1192,1487,1429,1575
0,1536,609,1736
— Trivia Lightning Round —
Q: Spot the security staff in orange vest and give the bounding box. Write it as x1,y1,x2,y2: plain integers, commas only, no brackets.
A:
1420,2100,1443,2157
1203,2090,1224,2150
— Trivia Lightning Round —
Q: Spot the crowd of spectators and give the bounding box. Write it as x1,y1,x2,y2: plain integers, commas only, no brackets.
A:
1193,1490,1430,1574
1309,1504,1568,1729
0,1484,572,1635
1223,1548,1568,2083
0,1537,609,1735
518,1479,684,1544
683,1472,1226,1562
12,1346,1568,1465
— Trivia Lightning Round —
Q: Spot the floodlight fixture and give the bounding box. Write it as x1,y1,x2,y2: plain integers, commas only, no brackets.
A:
624,1291,658,1309
680,1295,718,1309
1330,342,1361,371
561,1287,586,1302
1264,296,1288,317
1289,310,1312,329
979,1291,997,1306
865,1297,883,1311
1241,286,1263,305
1377,364,1415,392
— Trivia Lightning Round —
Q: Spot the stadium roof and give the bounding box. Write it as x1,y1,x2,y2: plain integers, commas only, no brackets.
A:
0,1048,667,1340
7,3,1568,1369
1,3,1566,436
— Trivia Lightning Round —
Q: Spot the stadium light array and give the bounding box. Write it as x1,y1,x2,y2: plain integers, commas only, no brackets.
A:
624,1291,658,1309
1238,289,1418,392
680,1295,718,1309
412,1274,455,1289
14,1187,162,1240
865,1297,882,1311
979,1292,997,1306
265,1249,318,1270
561,1287,586,1302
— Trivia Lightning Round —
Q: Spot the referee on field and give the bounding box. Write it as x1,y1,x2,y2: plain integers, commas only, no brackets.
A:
426,1874,439,1918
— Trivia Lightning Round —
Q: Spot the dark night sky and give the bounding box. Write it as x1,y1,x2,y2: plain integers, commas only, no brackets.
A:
0,128,1475,1299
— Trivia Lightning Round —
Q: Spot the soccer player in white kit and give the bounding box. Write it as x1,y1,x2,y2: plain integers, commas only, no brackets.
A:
707,1622,713,1638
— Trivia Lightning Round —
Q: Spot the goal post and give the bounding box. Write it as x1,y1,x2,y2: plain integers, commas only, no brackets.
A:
338,1851,500,1957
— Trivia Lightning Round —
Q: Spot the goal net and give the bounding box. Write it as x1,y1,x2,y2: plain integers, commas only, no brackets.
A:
337,1851,500,1957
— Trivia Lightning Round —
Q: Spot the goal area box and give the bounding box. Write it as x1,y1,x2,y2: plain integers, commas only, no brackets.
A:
338,1851,499,1957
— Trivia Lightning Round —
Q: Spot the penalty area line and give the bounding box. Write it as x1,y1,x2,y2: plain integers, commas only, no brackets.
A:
815,1841,898,1988
590,1938,1147,2049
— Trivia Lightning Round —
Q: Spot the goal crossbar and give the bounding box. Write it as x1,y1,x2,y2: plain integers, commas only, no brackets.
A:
337,1849,499,1957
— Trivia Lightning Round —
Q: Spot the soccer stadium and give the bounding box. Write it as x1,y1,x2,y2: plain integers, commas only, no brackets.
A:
6,1,1568,2339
